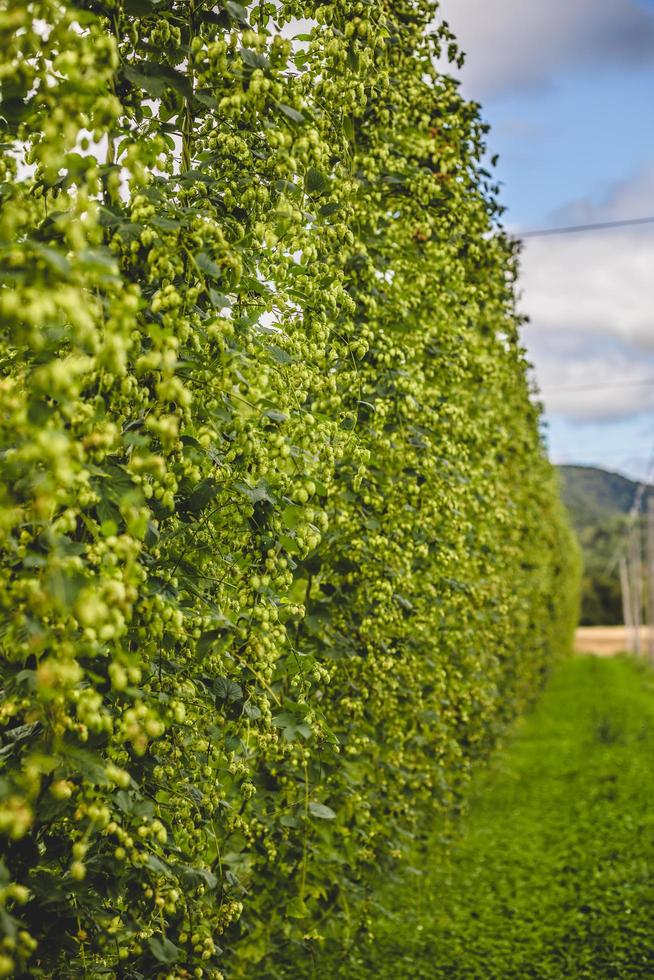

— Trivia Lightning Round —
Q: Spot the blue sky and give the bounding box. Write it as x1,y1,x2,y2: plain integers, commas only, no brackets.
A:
490,63,654,227
441,0,654,481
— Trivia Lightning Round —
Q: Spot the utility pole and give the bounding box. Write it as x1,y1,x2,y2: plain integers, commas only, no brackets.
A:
648,497,654,659
620,557,634,653
629,522,642,655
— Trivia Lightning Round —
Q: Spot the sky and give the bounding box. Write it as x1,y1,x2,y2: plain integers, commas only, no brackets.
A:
439,0,654,481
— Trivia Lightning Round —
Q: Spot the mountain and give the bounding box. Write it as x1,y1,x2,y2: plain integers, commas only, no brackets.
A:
556,465,652,626
557,465,648,528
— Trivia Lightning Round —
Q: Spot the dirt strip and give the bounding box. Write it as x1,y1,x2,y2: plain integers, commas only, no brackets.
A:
575,625,654,656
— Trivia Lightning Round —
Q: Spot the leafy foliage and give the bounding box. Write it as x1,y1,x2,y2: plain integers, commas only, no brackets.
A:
0,1,579,977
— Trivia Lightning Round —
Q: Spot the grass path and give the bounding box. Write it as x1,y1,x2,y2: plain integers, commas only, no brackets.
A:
326,656,654,979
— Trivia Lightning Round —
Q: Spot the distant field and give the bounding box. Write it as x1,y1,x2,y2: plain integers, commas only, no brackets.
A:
575,625,652,656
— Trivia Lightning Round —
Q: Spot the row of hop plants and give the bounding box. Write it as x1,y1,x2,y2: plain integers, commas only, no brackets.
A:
0,0,580,977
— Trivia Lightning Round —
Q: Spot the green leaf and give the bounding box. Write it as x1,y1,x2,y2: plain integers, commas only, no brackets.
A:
32,243,72,276
77,249,119,278
186,479,219,514
59,747,110,786
213,676,243,703
278,103,305,124
44,568,87,610
124,62,192,100
272,712,312,742
196,252,222,280
282,505,303,529
305,167,328,195
225,1,248,22
123,0,157,13
264,344,295,365
347,48,359,72
209,288,231,309
124,64,168,99
194,89,219,110
151,215,180,231
179,864,219,891
319,202,341,217
274,179,302,198
0,96,29,129
308,801,337,820
286,896,310,918
146,854,173,878
263,408,287,423
197,624,233,657
241,48,269,70
234,481,276,505
148,936,182,965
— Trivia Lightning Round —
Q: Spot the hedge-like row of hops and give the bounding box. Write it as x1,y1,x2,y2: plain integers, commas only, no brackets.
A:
0,1,579,977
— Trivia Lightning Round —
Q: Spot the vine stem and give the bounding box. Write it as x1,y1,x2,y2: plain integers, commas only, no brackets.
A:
181,6,197,313
103,10,121,206
182,0,196,176
301,757,309,900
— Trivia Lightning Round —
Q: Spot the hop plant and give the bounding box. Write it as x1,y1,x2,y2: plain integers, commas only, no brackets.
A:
0,0,579,977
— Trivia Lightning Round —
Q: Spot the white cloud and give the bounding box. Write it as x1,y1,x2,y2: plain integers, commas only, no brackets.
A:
526,328,654,421
514,162,654,423
439,0,654,97
519,229,654,349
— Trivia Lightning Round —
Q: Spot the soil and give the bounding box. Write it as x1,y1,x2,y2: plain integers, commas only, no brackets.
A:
575,625,653,656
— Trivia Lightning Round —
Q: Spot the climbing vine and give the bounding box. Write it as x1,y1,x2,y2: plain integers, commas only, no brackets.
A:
0,1,579,977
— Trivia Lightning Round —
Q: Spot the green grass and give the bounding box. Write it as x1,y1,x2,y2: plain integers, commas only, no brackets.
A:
321,656,654,979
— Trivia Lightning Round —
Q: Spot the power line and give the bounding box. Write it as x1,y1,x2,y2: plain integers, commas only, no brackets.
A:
514,215,654,239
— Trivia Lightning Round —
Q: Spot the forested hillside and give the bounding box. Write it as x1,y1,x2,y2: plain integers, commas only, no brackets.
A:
557,465,651,626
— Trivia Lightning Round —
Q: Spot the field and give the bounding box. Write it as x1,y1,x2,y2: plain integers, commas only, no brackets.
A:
575,626,653,656
312,656,654,979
